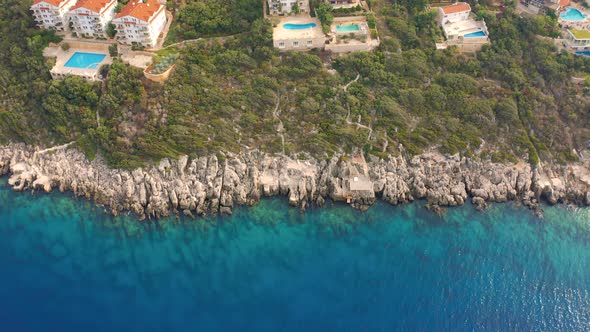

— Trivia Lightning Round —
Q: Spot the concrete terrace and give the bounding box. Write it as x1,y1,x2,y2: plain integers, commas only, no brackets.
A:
443,19,486,37
559,4,590,29
47,42,112,81
326,16,379,53
436,2,489,53
272,17,325,51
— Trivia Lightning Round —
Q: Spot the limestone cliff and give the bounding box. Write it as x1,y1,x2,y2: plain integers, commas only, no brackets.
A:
1,144,589,219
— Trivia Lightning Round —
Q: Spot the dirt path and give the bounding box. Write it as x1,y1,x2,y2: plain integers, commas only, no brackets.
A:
345,105,373,140
33,142,76,163
343,74,360,92
272,92,286,155
340,74,373,140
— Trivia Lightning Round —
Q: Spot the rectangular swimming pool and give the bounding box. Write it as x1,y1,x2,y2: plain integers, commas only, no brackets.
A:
64,52,106,69
464,31,486,38
283,23,317,30
336,24,360,33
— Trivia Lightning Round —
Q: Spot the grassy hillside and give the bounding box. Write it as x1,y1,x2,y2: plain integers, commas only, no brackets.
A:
2,0,590,169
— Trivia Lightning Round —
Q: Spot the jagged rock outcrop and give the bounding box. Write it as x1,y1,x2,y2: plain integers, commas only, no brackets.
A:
1,143,589,220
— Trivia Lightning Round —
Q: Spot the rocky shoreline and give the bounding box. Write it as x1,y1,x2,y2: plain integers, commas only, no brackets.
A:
1,143,589,220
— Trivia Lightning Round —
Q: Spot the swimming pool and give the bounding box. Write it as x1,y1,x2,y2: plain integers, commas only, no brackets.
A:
464,31,487,38
575,51,590,56
64,52,106,69
336,24,360,33
283,23,317,30
560,7,587,21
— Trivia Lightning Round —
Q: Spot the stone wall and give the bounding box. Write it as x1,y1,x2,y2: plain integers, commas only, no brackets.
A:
144,64,175,83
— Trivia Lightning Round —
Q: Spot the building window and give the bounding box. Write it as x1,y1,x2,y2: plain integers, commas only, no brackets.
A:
307,40,312,46
293,41,299,47
278,41,285,48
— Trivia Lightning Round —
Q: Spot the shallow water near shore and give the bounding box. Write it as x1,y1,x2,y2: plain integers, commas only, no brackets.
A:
1,179,590,331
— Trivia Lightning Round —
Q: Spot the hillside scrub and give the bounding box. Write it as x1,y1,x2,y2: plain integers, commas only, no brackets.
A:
2,0,590,168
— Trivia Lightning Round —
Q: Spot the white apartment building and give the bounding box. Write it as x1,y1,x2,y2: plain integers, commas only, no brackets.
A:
30,0,77,32
67,0,117,38
267,0,309,15
564,29,590,51
112,0,167,48
437,2,471,26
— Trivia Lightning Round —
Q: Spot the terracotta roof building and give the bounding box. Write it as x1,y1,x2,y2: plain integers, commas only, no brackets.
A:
112,0,167,48
67,0,117,38
437,2,490,52
30,0,77,32
267,0,309,16
438,2,471,24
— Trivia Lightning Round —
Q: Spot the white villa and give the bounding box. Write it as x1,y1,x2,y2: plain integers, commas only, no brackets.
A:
564,29,590,51
437,2,489,52
524,0,570,14
438,2,471,26
267,0,309,15
30,0,77,32
67,0,117,38
112,0,167,48
324,0,360,9
273,17,325,51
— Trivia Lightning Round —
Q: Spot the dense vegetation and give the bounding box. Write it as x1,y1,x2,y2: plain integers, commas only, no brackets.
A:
166,0,263,44
2,0,590,169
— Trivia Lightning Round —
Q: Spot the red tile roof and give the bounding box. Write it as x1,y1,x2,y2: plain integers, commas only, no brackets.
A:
441,2,471,15
559,0,571,6
115,0,164,22
32,0,69,7
71,0,115,14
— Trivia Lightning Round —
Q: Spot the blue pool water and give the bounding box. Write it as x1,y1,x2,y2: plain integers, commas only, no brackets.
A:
464,31,487,38
1,178,590,331
283,22,317,30
64,52,106,69
561,7,587,21
575,51,590,56
336,24,360,32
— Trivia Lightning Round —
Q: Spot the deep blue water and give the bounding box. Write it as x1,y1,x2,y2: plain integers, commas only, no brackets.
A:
1,177,590,331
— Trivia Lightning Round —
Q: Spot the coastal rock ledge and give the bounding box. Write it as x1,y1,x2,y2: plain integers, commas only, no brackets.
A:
1,144,590,220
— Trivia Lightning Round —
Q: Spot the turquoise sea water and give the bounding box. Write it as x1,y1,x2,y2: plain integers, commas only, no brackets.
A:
1,177,590,331
64,52,106,69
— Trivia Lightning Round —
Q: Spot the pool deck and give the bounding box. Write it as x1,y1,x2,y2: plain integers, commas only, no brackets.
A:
49,45,112,81
559,4,590,28
273,17,324,41
325,16,379,54
442,19,487,38
437,13,489,53
272,17,326,51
